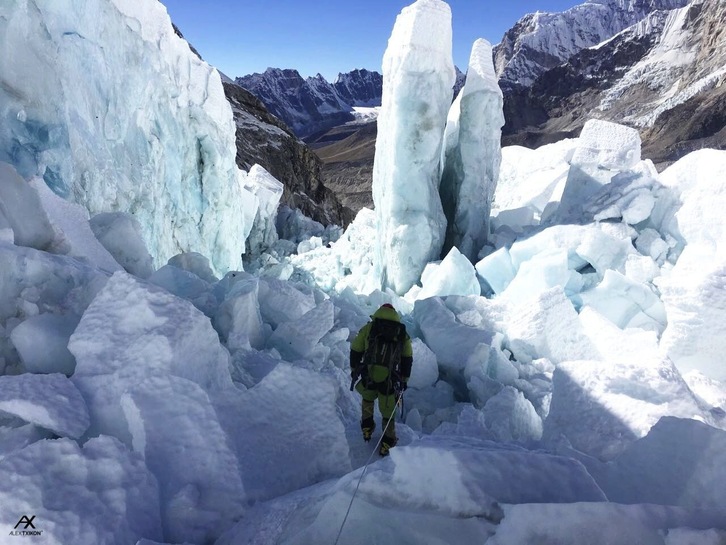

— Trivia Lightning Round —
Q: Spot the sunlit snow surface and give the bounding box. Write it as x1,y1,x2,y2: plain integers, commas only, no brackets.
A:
2,0,726,544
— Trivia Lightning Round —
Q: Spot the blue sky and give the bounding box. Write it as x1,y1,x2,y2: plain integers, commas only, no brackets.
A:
163,0,579,81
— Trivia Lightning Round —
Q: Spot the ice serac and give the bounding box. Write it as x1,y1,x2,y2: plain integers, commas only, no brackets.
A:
0,0,257,274
373,0,456,294
440,39,504,260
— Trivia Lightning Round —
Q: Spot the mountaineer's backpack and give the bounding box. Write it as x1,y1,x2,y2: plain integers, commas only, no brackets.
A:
363,318,407,384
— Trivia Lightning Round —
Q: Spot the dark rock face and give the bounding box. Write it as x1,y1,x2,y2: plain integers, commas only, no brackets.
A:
333,69,383,106
223,82,354,227
502,1,726,167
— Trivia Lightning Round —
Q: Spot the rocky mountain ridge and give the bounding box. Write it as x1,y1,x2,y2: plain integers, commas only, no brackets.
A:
236,68,382,138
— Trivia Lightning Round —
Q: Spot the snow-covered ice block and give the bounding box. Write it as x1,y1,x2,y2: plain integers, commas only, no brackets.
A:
213,363,350,503
578,306,660,364
586,160,658,225
0,0,256,274
0,373,89,438
439,38,503,259
654,151,726,381
682,371,726,411
257,277,316,328
418,247,480,300
579,269,665,331
555,120,641,222
657,149,726,253
30,178,123,273
121,375,244,544
90,212,154,278
373,0,455,293
148,264,218,316
267,299,334,360
475,247,517,294
10,312,79,374
496,140,575,216
624,253,660,284
545,359,707,460
503,287,597,365
70,271,232,444
414,297,493,376
500,248,571,306
0,163,55,250
243,164,283,256
167,252,218,283
256,434,605,544
635,228,669,263
214,276,265,351
488,502,723,545
408,338,439,390
481,386,543,443
598,417,726,508
0,436,162,544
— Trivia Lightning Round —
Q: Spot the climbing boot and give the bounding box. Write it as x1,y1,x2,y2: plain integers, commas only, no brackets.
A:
379,436,397,457
361,417,375,442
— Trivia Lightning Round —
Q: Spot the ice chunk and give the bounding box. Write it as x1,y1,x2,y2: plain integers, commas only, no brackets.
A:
500,248,571,306
555,120,641,222
655,150,726,381
121,375,244,544
257,277,316,328
586,160,659,225
69,272,233,444
503,287,597,365
9,312,79,374
488,502,719,545
242,435,605,544
30,178,123,273
0,436,162,543
599,417,726,508
414,297,493,376
167,252,218,283
496,140,576,217
214,276,266,351
0,1,256,273
418,247,480,300
267,299,334,360
578,270,666,332
148,265,218,316
482,386,543,442
213,363,350,503
475,247,517,294
545,359,707,460
682,371,726,411
408,338,439,389
578,306,661,365
0,243,108,371
89,212,154,278
440,39,504,259
635,228,669,263
0,373,89,438
373,0,456,294
0,163,55,250
243,164,284,256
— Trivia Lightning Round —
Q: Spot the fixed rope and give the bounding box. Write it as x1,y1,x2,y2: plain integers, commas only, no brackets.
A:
333,390,404,545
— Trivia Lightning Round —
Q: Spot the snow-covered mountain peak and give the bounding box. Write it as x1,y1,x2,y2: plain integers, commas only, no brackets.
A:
494,0,690,88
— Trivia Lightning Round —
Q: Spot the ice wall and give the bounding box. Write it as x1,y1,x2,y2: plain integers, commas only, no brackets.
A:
372,0,456,294
0,0,258,274
440,39,504,260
